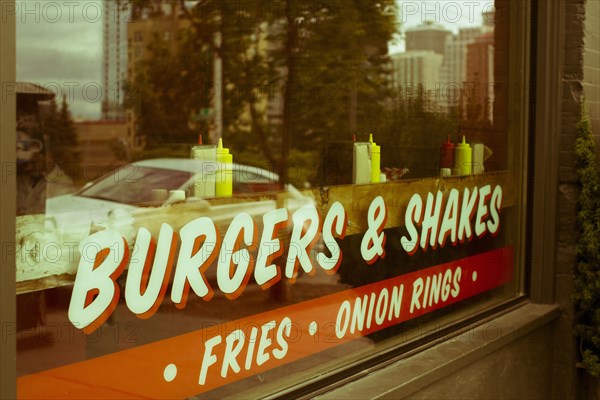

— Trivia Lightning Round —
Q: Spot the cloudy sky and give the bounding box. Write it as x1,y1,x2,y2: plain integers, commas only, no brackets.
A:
16,0,104,119
16,0,489,119
390,0,488,51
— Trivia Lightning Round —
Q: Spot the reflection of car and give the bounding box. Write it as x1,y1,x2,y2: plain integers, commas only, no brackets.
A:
20,159,314,283
45,158,307,244
52,158,283,207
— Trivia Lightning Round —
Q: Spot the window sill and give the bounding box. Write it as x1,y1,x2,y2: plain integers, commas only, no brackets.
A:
314,302,560,400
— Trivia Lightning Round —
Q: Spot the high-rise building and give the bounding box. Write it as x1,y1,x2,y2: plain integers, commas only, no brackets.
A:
441,28,482,87
440,27,483,112
401,22,452,110
466,31,495,122
390,51,444,108
102,1,129,121
405,21,452,56
391,51,444,86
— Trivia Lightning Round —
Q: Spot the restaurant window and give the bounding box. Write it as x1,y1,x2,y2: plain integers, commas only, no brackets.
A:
13,0,529,398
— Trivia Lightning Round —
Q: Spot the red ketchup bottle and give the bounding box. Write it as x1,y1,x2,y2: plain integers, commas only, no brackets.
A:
440,135,455,169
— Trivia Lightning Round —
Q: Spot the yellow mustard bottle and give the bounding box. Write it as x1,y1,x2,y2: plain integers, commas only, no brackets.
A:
216,138,233,197
369,133,381,183
455,135,472,176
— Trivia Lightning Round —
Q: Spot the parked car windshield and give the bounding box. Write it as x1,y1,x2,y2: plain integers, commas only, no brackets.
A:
79,166,191,205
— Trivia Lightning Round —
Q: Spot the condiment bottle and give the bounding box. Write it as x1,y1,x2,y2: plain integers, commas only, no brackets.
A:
454,135,472,176
369,133,381,183
191,135,217,197
440,135,455,169
216,138,233,197
353,141,371,184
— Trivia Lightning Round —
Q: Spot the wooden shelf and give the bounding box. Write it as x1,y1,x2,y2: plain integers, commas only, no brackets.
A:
300,171,516,236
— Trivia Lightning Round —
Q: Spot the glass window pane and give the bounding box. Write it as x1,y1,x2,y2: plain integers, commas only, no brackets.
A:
14,0,527,398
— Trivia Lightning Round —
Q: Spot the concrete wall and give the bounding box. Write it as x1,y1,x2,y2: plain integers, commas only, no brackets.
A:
317,304,560,400
407,324,555,400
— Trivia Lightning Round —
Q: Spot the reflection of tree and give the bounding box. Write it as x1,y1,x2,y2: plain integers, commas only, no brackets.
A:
43,98,81,180
274,1,397,182
375,78,504,179
377,86,458,178
125,26,212,146
124,0,397,185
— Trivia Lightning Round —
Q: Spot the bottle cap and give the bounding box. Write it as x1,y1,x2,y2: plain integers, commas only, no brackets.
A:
168,190,186,202
441,135,455,149
456,135,470,149
217,138,230,155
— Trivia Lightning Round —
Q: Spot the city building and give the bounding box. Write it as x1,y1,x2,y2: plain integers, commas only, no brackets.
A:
390,50,444,107
465,31,495,122
402,15,495,116
404,21,452,56
15,82,54,135
102,1,129,121
441,27,483,86
74,120,129,177
439,27,483,111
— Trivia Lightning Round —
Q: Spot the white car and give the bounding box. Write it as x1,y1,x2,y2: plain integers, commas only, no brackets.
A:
47,158,287,229
49,157,285,206
16,159,312,282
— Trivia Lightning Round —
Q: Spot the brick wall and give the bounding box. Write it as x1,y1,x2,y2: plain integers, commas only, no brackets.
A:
553,0,600,398
584,0,600,149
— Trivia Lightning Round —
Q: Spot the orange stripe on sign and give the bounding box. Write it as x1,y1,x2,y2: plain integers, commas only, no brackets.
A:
18,247,514,399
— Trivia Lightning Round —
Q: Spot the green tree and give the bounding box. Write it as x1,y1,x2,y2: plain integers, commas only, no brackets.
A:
375,85,459,178
43,98,81,179
125,0,262,150
574,102,600,377
125,0,398,185
267,0,397,182
126,25,213,147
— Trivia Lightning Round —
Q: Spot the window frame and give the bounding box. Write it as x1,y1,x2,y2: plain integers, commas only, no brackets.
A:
1,0,17,398
0,0,552,398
